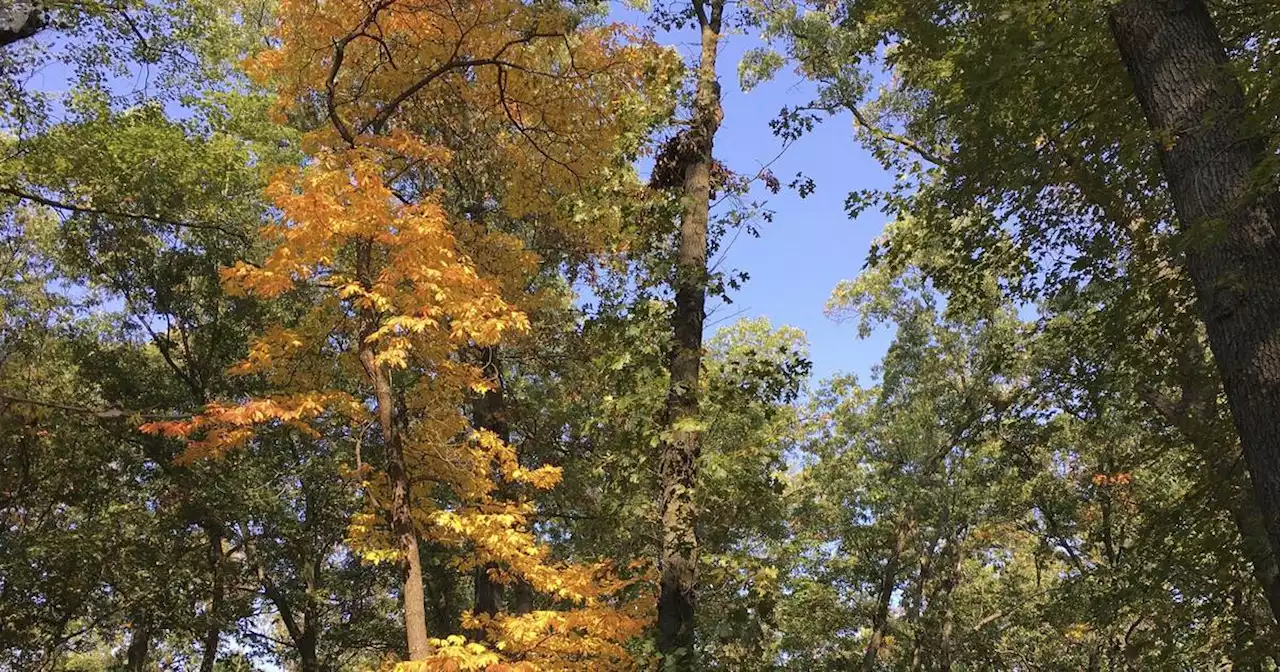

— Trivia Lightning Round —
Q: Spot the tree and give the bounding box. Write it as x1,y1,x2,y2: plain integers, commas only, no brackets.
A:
1108,0,1280,593
143,0,674,667
772,261,1277,669
651,0,726,662
757,0,1280,625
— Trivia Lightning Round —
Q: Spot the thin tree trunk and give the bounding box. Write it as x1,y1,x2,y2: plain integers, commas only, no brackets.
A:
1110,1,1280,624
243,518,325,672
936,539,964,672
470,346,506,634
359,345,431,659
906,531,938,672
356,241,432,660
862,515,913,671
657,1,723,666
298,476,325,672
298,555,322,672
199,527,223,672
125,612,150,672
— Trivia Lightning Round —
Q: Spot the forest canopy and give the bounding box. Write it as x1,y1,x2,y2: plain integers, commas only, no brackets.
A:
2,0,1280,670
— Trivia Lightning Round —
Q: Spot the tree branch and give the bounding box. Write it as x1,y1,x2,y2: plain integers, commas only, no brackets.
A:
0,186,249,242
848,104,950,168
0,392,189,421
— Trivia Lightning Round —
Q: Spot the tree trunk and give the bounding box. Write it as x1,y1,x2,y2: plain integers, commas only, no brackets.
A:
936,539,964,672
470,346,506,635
1145,354,1280,621
862,515,913,671
657,2,722,667
297,625,320,672
298,555,322,672
1059,135,1280,623
509,582,534,615
199,528,223,672
356,241,432,661
359,348,431,660
124,612,150,672
1109,0,1280,618
906,530,938,672
471,564,501,649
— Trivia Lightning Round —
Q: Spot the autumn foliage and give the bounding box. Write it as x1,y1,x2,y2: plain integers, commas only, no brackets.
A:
143,0,675,668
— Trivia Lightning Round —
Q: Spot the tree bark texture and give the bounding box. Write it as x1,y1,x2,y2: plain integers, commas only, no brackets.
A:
1,2,45,48
1110,0,1280,620
657,0,722,666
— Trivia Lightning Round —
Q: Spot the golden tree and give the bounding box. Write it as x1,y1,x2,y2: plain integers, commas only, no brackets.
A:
145,0,676,668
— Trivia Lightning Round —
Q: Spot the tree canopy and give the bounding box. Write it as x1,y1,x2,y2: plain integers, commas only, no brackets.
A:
3,0,1280,670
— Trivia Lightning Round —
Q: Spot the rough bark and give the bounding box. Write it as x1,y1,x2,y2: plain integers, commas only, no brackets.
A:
1109,0,1280,617
1140,338,1280,621
356,241,432,660
1,2,45,48
656,1,722,665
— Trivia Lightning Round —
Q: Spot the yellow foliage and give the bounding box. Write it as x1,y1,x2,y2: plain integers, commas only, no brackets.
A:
141,0,677,667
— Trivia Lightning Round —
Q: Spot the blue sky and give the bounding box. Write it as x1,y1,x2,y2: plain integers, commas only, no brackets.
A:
21,4,896,384
648,21,895,383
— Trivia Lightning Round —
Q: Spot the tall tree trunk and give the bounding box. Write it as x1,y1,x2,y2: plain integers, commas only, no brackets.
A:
1058,138,1280,622
356,241,432,660
199,527,223,672
657,1,723,666
1142,344,1280,621
359,344,431,659
1109,0,1280,620
862,515,913,671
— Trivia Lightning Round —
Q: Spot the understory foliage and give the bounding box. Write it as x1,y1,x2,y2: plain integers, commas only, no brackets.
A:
3,0,1280,670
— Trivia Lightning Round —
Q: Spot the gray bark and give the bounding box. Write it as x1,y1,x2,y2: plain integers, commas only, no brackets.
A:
1110,0,1280,625
1,2,45,48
